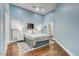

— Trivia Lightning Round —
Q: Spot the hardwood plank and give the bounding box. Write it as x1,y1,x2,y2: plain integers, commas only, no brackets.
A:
6,40,69,56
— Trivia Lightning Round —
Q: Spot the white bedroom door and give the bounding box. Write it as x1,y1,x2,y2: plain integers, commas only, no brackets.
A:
48,22,53,36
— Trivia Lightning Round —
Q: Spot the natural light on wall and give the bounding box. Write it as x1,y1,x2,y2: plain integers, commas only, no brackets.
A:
11,20,24,31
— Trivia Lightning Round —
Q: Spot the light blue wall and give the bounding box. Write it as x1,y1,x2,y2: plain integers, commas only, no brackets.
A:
0,4,4,56
9,4,43,26
54,3,79,55
44,3,79,55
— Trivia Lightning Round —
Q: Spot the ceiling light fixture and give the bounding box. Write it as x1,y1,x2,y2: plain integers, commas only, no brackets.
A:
36,7,40,11
41,9,45,12
32,6,45,12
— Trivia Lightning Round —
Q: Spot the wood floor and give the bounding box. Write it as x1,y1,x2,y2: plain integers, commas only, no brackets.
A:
6,40,69,56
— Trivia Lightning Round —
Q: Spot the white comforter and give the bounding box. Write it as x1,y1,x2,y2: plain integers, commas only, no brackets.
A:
24,33,50,42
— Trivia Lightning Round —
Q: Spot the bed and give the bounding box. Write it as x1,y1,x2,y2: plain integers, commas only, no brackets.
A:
24,33,50,48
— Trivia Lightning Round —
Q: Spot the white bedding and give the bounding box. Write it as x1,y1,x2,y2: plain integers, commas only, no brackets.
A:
24,33,50,42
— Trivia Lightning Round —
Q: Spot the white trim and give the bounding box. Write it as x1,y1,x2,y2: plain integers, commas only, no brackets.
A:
53,38,74,56
3,4,10,56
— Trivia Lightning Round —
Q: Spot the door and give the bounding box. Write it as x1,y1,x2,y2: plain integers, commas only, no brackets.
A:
48,22,53,36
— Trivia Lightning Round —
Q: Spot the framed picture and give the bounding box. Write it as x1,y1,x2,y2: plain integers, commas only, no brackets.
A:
27,23,34,29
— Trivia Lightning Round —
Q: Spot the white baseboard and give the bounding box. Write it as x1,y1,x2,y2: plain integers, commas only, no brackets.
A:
53,38,74,56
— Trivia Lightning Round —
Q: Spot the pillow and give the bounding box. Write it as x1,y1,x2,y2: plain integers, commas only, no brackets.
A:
27,29,32,34
33,29,42,34
33,30,38,34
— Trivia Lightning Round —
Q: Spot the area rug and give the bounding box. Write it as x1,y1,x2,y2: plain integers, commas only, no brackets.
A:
16,42,49,54
16,42,33,53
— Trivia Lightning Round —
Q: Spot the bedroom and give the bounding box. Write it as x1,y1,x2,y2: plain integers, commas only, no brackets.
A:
0,3,79,56
7,3,55,55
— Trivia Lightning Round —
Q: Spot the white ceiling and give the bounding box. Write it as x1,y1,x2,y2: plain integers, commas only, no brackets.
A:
12,3,57,15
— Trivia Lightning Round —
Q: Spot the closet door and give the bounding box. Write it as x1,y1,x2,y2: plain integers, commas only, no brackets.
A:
0,4,4,56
